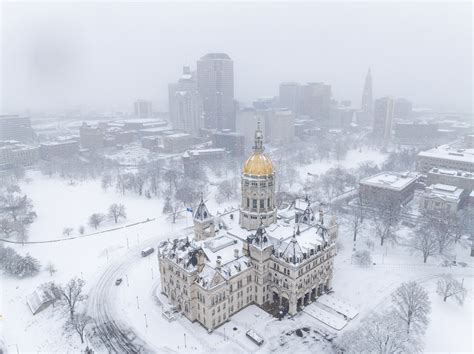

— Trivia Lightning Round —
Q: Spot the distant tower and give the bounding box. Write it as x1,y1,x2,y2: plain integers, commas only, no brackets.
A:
134,99,153,118
239,120,277,230
373,97,395,144
193,197,215,241
196,53,235,130
168,66,204,136
359,68,373,126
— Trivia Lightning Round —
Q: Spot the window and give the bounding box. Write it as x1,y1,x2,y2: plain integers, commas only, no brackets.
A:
247,198,250,207
268,198,271,207
260,199,264,208
252,199,257,209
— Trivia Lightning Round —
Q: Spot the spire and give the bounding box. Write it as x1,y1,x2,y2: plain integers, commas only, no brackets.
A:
194,198,212,221
253,117,264,153
319,204,324,225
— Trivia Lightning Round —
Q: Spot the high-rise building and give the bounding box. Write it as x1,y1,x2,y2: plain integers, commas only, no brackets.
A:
0,115,34,142
373,97,395,143
278,82,331,126
168,66,204,136
196,53,235,130
265,109,295,144
279,82,299,114
393,98,413,119
358,69,373,127
134,100,153,118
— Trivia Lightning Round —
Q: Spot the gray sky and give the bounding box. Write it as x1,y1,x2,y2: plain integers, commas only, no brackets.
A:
1,1,472,114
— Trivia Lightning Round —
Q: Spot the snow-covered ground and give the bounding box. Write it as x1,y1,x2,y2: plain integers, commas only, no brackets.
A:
2,148,473,353
296,147,386,179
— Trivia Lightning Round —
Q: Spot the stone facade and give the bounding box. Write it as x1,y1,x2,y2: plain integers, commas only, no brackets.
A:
239,122,277,230
158,126,338,332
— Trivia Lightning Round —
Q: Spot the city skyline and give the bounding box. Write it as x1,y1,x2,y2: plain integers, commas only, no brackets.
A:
1,1,472,114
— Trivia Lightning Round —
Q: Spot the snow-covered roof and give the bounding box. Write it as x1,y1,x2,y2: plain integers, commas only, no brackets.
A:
429,168,474,179
423,183,463,201
27,288,55,315
360,171,420,191
194,199,213,222
418,145,474,164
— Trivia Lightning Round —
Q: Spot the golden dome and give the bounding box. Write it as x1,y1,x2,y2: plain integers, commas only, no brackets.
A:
243,152,273,175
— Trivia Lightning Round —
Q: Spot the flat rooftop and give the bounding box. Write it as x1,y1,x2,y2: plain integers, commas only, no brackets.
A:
425,183,463,199
360,171,420,191
429,168,474,179
418,144,474,164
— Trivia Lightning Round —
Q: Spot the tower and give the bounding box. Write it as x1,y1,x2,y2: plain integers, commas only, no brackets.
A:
193,197,215,241
168,66,204,136
196,53,235,130
239,120,277,230
359,68,373,126
373,97,395,143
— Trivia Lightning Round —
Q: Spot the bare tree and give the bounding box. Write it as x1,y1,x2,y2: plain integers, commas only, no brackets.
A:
409,226,438,263
352,250,372,266
88,213,105,230
216,180,236,202
78,225,85,235
101,174,113,191
62,227,74,237
0,218,15,238
50,277,86,319
45,262,57,276
0,191,35,222
372,197,400,246
421,211,454,255
391,282,431,334
108,203,127,223
64,312,93,344
347,196,365,242
436,275,467,305
15,222,30,245
163,198,182,223
338,310,421,354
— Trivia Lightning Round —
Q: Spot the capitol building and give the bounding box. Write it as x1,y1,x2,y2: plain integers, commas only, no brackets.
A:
158,123,339,332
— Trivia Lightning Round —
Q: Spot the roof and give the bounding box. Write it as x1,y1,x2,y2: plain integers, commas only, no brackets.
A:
429,168,474,179
418,145,474,164
360,171,420,191
200,53,231,60
194,199,213,222
243,152,273,175
424,184,463,201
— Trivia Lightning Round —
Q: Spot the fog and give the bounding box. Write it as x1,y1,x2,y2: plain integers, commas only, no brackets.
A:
1,1,472,114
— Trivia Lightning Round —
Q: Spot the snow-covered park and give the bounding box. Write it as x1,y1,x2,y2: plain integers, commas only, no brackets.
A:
1,147,472,353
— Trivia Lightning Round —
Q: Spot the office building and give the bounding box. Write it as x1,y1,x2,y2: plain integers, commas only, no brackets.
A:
134,100,153,118
373,97,395,143
169,66,204,136
0,115,35,142
197,53,235,130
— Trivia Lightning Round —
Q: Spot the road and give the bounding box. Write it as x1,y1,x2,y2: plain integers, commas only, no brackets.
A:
87,208,237,353
87,229,189,353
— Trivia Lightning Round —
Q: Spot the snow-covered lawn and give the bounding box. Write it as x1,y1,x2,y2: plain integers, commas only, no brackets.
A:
297,147,386,179
2,163,473,353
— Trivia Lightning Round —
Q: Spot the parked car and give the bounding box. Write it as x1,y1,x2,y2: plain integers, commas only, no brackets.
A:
115,278,123,286
246,329,264,346
141,247,154,257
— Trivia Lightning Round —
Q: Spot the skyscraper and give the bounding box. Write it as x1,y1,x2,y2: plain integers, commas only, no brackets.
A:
197,53,235,130
373,97,395,143
278,82,331,126
359,68,373,126
134,99,153,118
168,66,204,136
279,82,299,114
